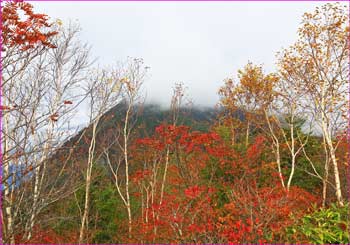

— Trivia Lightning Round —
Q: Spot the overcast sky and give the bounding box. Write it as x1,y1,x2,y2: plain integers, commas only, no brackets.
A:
33,1,340,107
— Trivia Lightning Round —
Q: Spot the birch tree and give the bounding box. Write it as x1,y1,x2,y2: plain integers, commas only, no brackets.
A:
277,3,349,205
104,58,147,238
1,18,91,242
2,3,58,242
78,67,123,243
274,74,314,192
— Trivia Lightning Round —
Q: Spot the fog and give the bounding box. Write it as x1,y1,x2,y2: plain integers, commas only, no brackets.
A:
33,1,339,107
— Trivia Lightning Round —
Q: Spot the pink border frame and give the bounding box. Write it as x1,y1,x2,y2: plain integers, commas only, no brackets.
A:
0,0,349,244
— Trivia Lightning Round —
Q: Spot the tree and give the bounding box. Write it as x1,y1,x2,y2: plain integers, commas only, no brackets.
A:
78,67,123,243
1,1,57,52
1,15,91,242
104,58,147,238
218,78,245,147
277,3,349,206
130,124,222,243
273,70,314,192
214,136,318,243
219,63,285,188
1,2,59,243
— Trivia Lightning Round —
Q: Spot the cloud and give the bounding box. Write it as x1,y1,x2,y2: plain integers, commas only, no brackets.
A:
33,1,341,107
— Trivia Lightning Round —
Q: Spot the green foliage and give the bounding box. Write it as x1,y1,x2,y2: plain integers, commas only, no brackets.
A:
91,184,119,243
215,125,232,145
288,155,323,194
92,231,113,244
106,104,216,135
287,203,350,244
279,121,324,194
44,105,341,244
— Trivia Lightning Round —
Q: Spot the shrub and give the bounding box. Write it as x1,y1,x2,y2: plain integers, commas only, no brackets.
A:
287,203,350,244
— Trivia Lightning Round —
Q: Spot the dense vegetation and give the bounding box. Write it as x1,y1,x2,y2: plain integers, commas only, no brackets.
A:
1,1,349,244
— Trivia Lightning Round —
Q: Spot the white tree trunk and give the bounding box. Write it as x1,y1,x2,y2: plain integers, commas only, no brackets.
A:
322,124,343,206
3,112,15,244
124,105,132,237
79,122,98,243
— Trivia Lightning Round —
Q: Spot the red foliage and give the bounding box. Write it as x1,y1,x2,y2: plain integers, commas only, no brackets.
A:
2,0,58,51
64,100,73,105
128,124,227,242
184,185,204,199
128,126,319,243
49,112,59,122
134,124,228,184
132,184,217,243
336,131,349,167
217,184,318,243
130,169,151,184
0,105,11,110
15,225,68,244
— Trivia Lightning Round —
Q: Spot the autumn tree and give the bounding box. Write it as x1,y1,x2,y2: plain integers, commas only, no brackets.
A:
219,63,278,146
131,124,223,243
270,68,315,192
219,63,286,187
78,67,123,243
1,2,93,241
103,58,147,238
1,2,59,243
1,0,57,52
218,78,244,147
277,3,349,206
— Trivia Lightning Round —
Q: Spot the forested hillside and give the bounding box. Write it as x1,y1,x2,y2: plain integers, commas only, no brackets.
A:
1,1,349,244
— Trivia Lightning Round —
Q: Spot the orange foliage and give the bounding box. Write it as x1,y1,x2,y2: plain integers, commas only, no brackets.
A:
2,0,58,51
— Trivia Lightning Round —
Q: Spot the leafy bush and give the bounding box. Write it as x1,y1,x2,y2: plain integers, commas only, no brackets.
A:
287,203,350,244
